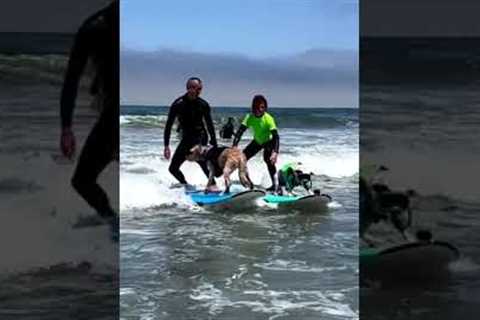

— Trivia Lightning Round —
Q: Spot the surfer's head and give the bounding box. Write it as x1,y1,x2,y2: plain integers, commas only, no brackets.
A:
251,95,268,117
186,77,203,100
97,1,118,24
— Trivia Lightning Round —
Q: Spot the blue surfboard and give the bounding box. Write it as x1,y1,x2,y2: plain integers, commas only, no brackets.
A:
187,189,266,206
187,189,331,211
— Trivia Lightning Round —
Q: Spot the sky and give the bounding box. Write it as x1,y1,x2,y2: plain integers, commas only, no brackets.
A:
121,0,358,57
120,0,359,107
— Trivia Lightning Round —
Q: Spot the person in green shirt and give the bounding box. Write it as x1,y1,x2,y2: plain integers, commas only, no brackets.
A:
233,95,279,191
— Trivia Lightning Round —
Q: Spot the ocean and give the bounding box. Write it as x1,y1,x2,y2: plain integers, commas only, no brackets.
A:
361,83,480,319
0,54,118,319
120,105,359,319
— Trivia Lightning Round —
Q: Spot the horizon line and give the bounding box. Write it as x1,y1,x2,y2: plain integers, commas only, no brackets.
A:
120,103,359,109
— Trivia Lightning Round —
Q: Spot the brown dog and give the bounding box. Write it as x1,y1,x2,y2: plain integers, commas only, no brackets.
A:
187,145,253,193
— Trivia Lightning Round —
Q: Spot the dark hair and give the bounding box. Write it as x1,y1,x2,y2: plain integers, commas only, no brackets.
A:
186,77,202,87
251,94,268,110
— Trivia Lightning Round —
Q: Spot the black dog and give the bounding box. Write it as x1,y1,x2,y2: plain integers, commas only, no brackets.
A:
360,177,413,241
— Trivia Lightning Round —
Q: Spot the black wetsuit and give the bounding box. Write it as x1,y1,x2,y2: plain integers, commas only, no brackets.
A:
60,2,119,218
164,95,217,184
220,122,235,139
233,125,279,188
205,146,229,177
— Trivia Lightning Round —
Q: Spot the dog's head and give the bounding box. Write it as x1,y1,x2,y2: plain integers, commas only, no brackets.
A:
296,171,313,191
360,176,416,238
376,191,414,238
186,145,205,162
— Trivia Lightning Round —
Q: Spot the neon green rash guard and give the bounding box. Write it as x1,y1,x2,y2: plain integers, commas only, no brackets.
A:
241,112,278,145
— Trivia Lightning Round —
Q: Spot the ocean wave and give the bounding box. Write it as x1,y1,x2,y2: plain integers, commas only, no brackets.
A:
190,282,358,318
0,54,67,84
120,113,358,130
120,115,167,127
0,54,96,87
0,177,43,194
119,147,358,209
275,113,358,129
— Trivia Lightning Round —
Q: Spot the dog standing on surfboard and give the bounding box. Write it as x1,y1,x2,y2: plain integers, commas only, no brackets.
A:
187,145,254,193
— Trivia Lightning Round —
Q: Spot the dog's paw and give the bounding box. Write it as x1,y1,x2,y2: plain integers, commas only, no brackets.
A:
206,185,220,193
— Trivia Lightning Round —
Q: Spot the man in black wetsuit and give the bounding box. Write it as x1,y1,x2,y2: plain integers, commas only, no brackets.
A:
59,1,119,230
163,77,217,190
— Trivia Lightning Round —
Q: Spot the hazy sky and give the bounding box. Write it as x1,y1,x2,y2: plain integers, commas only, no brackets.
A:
121,0,358,107
121,0,358,57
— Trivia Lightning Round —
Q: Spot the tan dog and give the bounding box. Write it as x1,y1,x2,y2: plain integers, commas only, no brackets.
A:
187,145,253,193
